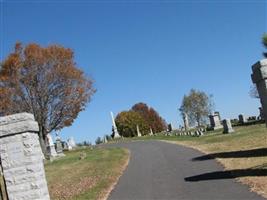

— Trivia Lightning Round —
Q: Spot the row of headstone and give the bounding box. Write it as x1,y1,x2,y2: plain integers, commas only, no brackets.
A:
175,127,206,137
46,132,76,159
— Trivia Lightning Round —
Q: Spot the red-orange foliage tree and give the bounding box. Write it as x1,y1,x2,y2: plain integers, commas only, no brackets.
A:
115,111,149,137
0,43,96,153
131,102,167,133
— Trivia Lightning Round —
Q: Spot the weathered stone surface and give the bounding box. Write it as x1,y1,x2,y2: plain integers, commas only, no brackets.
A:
251,59,267,126
222,119,234,134
209,113,223,130
238,114,247,124
0,113,50,200
182,113,189,130
0,113,39,137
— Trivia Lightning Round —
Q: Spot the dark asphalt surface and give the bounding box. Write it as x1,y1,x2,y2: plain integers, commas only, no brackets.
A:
106,140,265,200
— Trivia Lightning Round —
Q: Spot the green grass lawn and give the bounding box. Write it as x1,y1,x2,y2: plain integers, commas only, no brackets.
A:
117,123,267,198
45,147,129,200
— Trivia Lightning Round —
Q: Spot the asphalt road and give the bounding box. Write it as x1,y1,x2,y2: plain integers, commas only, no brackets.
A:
106,140,265,200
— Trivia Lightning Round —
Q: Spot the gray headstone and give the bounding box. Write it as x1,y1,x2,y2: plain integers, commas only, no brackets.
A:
238,114,247,124
222,119,234,134
183,112,190,130
209,113,223,130
251,59,267,126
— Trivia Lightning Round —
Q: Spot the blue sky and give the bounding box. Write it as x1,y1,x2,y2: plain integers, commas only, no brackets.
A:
1,0,267,143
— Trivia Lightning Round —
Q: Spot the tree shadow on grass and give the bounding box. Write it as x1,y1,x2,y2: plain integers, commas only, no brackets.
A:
192,148,267,161
184,168,267,182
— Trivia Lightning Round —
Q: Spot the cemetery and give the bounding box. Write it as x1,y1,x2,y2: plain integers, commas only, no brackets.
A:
0,2,266,200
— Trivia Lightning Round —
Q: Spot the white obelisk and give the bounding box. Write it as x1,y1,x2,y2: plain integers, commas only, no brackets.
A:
136,125,142,137
111,111,120,138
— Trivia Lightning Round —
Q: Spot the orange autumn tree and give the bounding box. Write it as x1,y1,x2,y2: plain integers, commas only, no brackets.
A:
0,43,96,153
131,102,167,133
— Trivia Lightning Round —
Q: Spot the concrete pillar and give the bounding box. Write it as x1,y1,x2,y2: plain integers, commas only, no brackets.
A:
251,59,267,126
0,113,50,200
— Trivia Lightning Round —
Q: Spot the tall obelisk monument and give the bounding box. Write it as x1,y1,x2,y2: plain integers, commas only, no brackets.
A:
110,111,120,138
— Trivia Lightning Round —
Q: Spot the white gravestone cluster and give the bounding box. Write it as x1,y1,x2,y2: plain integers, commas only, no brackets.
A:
67,137,76,150
0,113,50,200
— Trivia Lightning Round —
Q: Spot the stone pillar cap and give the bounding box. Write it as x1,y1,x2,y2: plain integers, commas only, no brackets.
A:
252,59,267,71
0,113,39,137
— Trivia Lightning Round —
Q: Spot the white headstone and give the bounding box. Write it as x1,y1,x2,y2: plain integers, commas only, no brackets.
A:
67,137,76,149
149,127,153,136
46,133,57,158
137,125,142,137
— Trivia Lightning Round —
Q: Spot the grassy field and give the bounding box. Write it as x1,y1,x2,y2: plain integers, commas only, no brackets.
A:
45,147,129,200
122,124,267,198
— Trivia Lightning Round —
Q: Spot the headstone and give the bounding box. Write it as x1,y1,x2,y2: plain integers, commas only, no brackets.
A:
251,59,267,126
103,136,107,143
136,125,142,137
0,113,50,200
46,133,57,158
194,131,199,136
111,111,120,138
168,123,173,132
68,137,76,148
238,114,247,124
222,119,234,133
209,113,223,130
149,127,153,136
182,113,190,130
62,141,69,150
259,107,264,120
214,111,221,120
55,131,65,156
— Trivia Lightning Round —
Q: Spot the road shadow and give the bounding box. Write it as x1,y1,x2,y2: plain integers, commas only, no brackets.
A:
192,148,267,161
184,168,267,182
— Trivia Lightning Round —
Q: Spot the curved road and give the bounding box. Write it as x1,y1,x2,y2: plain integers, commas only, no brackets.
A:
107,140,264,200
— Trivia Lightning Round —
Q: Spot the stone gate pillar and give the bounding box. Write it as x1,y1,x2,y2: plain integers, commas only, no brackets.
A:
251,59,267,126
0,113,50,200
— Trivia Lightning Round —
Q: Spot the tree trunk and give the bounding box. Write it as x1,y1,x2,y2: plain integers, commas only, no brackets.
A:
38,125,47,158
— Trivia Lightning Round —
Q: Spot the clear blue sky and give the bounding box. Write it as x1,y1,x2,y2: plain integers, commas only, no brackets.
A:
1,0,267,143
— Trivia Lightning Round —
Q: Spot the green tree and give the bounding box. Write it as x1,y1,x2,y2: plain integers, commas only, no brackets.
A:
115,111,149,137
180,89,214,127
131,102,167,133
